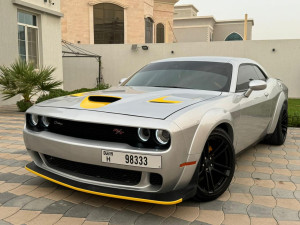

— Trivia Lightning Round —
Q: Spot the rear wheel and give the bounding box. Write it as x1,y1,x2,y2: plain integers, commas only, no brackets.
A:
194,128,235,201
266,104,288,145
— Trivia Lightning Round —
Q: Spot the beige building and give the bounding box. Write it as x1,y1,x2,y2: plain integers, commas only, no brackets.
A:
61,0,178,44
0,0,64,106
174,5,254,42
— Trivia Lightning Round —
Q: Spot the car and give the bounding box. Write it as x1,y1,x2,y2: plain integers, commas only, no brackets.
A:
24,56,288,204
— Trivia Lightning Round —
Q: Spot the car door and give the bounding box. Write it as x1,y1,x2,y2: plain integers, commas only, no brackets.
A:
235,64,272,152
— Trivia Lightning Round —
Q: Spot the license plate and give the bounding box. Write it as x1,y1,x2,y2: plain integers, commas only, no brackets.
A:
101,150,161,169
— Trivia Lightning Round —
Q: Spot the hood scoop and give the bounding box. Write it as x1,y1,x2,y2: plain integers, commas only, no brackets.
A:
88,96,121,103
80,95,121,109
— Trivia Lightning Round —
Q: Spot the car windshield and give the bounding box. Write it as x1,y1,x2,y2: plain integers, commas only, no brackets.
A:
125,61,233,92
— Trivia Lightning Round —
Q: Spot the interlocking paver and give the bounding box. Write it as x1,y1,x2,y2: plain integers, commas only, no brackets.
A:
161,217,190,225
223,214,250,225
272,188,295,198
171,206,199,222
109,209,141,225
25,213,62,225
1,105,300,224
247,204,273,218
42,200,75,214
86,206,118,222
0,192,17,205
3,195,35,208
64,203,96,218
22,197,55,211
273,207,300,221
135,213,165,225
222,201,248,214
4,210,40,225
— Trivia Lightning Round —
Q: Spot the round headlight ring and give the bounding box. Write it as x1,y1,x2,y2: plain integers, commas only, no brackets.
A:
29,114,39,126
155,129,170,145
41,116,50,127
137,128,150,142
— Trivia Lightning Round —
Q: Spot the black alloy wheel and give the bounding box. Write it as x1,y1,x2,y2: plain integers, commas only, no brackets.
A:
267,104,288,145
281,108,288,140
194,128,235,201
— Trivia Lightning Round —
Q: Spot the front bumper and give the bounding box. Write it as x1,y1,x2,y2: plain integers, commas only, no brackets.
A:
23,107,200,204
26,161,197,204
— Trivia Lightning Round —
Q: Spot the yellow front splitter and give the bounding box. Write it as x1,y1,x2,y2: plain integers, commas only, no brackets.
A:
25,163,182,205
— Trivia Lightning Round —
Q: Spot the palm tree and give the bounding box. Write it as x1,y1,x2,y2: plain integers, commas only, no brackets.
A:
0,59,62,103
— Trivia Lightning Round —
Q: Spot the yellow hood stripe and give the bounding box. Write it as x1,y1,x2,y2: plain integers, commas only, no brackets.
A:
25,166,182,205
70,92,87,97
149,96,182,104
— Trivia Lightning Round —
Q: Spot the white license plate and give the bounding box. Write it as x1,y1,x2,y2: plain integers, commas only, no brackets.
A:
101,150,161,169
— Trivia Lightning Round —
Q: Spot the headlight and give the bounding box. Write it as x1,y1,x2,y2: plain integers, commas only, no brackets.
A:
137,128,150,142
155,129,170,145
41,116,50,127
29,114,39,126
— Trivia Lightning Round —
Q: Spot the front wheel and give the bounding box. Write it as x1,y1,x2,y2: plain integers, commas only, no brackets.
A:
194,128,235,202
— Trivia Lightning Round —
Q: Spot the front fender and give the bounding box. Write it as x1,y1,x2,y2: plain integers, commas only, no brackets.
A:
188,109,234,155
173,109,234,190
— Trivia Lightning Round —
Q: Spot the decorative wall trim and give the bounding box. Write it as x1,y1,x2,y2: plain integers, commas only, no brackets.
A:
88,0,128,8
12,0,63,17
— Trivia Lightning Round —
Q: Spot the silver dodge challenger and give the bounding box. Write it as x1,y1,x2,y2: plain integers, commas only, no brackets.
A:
24,57,288,204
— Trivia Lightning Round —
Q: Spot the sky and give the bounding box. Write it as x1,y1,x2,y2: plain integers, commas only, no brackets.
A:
176,0,300,40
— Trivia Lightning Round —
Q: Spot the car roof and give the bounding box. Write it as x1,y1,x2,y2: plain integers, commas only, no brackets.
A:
152,56,258,65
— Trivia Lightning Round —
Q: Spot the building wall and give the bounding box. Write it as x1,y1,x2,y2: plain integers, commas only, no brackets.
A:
174,6,198,18
213,21,253,41
61,0,177,44
173,17,215,42
174,27,209,42
63,40,300,98
0,0,63,106
153,1,175,43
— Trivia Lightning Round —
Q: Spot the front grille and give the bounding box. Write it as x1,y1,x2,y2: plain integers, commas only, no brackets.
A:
26,115,170,149
48,118,138,144
44,155,142,185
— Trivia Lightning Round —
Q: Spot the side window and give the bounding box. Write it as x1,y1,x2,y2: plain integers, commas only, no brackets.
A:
236,65,259,92
253,66,267,81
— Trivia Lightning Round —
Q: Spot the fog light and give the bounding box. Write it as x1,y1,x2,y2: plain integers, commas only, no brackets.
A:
137,128,150,142
41,116,50,127
155,129,170,145
29,114,39,126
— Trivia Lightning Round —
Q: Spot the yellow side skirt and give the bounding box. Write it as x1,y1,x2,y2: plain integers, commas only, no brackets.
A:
25,166,182,205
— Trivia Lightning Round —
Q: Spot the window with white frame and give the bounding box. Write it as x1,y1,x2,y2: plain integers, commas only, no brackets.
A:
17,11,39,67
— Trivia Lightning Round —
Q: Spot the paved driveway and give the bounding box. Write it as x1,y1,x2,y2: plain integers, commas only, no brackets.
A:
0,105,300,225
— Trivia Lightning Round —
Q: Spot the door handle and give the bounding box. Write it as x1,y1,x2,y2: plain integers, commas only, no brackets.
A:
264,93,269,97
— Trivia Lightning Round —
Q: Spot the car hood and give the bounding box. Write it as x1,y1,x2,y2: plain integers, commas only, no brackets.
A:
36,86,221,119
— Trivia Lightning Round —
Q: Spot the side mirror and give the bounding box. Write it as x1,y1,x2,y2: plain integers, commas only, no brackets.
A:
244,80,267,97
119,78,127,85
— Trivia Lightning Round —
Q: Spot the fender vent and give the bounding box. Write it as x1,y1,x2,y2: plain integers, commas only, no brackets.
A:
88,96,121,103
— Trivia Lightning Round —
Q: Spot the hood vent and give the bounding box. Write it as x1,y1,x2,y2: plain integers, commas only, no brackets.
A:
80,95,121,109
88,96,121,103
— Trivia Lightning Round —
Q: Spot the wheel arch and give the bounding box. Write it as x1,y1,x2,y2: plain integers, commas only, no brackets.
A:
173,110,235,191
267,92,288,134
188,109,235,156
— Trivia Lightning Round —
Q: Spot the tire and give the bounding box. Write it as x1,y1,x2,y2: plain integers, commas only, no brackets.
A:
266,104,288,145
194,128,235,202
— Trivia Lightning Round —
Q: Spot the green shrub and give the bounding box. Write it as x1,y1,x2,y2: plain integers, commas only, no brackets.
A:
0,59,62,103
288,99,300,127
17,99,33,112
